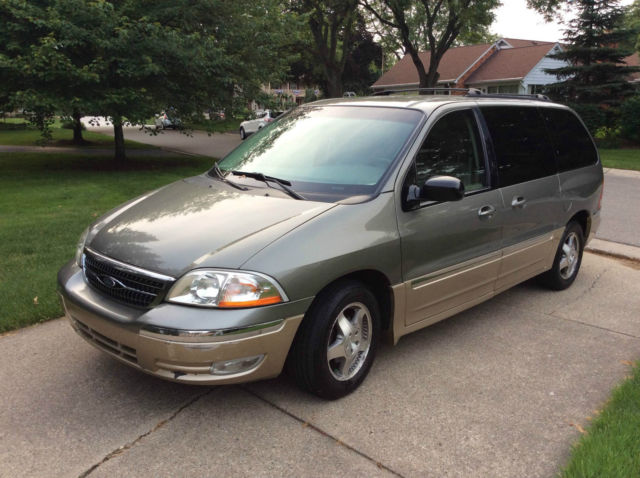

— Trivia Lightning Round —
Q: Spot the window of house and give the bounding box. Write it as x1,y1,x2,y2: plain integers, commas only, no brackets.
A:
488,84,520,94
413,109,487,192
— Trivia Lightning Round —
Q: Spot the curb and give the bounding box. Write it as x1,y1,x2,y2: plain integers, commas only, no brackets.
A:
586,238,640,263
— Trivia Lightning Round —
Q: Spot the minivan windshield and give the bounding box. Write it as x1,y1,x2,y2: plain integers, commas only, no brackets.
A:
213,106,423,202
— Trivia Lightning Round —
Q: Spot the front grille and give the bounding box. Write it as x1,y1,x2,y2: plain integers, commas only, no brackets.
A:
72,318,138,364
83,250,171,308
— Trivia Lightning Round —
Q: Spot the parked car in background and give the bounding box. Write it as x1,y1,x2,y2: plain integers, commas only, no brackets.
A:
239,109,283,139
155,111,182,130
59,91,602,399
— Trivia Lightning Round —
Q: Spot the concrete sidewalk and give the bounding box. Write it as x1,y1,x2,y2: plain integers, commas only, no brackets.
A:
1,253,639,477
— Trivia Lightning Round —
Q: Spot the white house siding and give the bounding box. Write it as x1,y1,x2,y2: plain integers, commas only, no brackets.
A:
522,46,567,93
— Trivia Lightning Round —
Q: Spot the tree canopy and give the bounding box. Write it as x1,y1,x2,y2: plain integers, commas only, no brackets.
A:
0,0,296,159
361,0,501,89
544,0,640,106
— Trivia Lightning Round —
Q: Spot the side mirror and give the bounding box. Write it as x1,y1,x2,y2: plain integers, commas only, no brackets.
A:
407,175,465,205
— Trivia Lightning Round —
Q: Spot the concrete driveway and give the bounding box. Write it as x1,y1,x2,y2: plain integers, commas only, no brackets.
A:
2,253,639,477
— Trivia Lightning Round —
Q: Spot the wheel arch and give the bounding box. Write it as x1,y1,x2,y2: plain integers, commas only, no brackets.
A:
569,210,591,240
306,269,394,333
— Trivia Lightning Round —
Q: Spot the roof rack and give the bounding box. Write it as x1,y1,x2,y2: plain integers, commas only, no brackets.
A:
372,87,476,96
371,87,550,102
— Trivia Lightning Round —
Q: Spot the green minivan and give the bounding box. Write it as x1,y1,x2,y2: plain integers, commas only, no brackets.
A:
58,93,603,399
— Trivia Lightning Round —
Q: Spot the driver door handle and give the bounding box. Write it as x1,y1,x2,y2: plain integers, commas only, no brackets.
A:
478,205,496,218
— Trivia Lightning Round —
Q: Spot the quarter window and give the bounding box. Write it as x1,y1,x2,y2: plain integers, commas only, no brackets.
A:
481,106,556,187
540,108,598,171
414,109,486,192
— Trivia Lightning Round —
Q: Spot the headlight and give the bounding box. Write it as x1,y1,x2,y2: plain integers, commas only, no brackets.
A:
75,227,90,267
166,270,287,308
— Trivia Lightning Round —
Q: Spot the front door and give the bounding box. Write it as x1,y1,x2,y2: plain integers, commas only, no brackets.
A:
396,107,502,328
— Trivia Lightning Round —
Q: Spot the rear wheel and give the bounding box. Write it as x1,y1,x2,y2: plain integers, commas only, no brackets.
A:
288,280,380,399
239,127,246,140
539,221,584,290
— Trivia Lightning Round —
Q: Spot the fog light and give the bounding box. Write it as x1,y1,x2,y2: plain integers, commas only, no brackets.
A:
211,354,264,375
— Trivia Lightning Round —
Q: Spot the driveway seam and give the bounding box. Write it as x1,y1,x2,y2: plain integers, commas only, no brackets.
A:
241,386,406,478
78,388,214,477
548,316,640,341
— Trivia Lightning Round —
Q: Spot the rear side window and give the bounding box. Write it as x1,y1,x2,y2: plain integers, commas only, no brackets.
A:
540,108,598,172
481,106,556,187
414,109,486,191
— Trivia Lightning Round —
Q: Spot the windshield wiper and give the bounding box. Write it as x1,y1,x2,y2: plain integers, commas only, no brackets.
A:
229,171,306,200
212,163,248,191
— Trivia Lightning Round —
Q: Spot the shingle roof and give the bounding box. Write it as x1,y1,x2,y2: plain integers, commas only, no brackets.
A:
373,43,493,87
373,38,555,88
465,43,557,84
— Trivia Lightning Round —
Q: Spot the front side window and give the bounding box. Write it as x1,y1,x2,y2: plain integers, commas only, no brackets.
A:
481,106,556,187
413,109,487,192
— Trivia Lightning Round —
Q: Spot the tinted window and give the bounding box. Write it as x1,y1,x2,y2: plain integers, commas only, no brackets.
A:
481,106,556,187
414,109,486,191
540,108,598,172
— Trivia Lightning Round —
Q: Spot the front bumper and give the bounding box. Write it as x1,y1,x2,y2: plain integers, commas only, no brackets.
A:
58,260,310,384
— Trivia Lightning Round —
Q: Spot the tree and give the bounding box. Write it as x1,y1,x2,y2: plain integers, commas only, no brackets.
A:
361,0,501,88
291,0,360,98
542,0,640,106
0,0,295,160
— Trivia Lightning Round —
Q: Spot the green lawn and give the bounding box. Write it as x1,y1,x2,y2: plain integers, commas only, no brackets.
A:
561,362,640,477
599,149,640,171
186,117,242,133
0,120,156,149
0,152,214,333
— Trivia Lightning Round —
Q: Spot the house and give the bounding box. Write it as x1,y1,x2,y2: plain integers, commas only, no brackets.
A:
372,38,568,94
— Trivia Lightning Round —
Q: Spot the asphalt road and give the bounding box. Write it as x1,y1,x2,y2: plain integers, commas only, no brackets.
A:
597,168,640,248
85,119,242,160
2,253,639,477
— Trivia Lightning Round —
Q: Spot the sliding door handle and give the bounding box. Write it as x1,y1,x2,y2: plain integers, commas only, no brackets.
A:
511,196,527,208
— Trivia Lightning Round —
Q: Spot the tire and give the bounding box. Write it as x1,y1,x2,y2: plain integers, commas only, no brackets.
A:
539,221,585,290
288,280,380,399
239,127,246,140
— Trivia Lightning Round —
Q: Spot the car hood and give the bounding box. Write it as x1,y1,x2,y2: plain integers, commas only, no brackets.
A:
87,175,335,277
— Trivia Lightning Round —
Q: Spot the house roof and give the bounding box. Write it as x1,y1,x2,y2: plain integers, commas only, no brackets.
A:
465,43,557,84
373,38,555,88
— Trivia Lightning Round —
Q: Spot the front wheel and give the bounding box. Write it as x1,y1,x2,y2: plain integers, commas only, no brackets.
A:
539,221,584,290
288,280,380,399
239,127,246,140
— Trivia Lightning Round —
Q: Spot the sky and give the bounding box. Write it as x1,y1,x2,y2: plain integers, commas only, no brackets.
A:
491,0,635,43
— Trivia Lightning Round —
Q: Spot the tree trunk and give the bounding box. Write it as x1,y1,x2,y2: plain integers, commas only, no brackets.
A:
325,67,343,98
113,118,126,161
72,110,84,145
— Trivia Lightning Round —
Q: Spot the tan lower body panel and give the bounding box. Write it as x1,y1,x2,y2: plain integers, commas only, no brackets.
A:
495,229,562,294
62,296,302,385
391,227,564,344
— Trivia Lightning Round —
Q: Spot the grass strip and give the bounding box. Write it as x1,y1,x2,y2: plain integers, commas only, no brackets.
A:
561,361,640,477
599,149,640,171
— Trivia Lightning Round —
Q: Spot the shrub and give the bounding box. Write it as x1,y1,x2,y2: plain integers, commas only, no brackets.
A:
619,95,640,143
